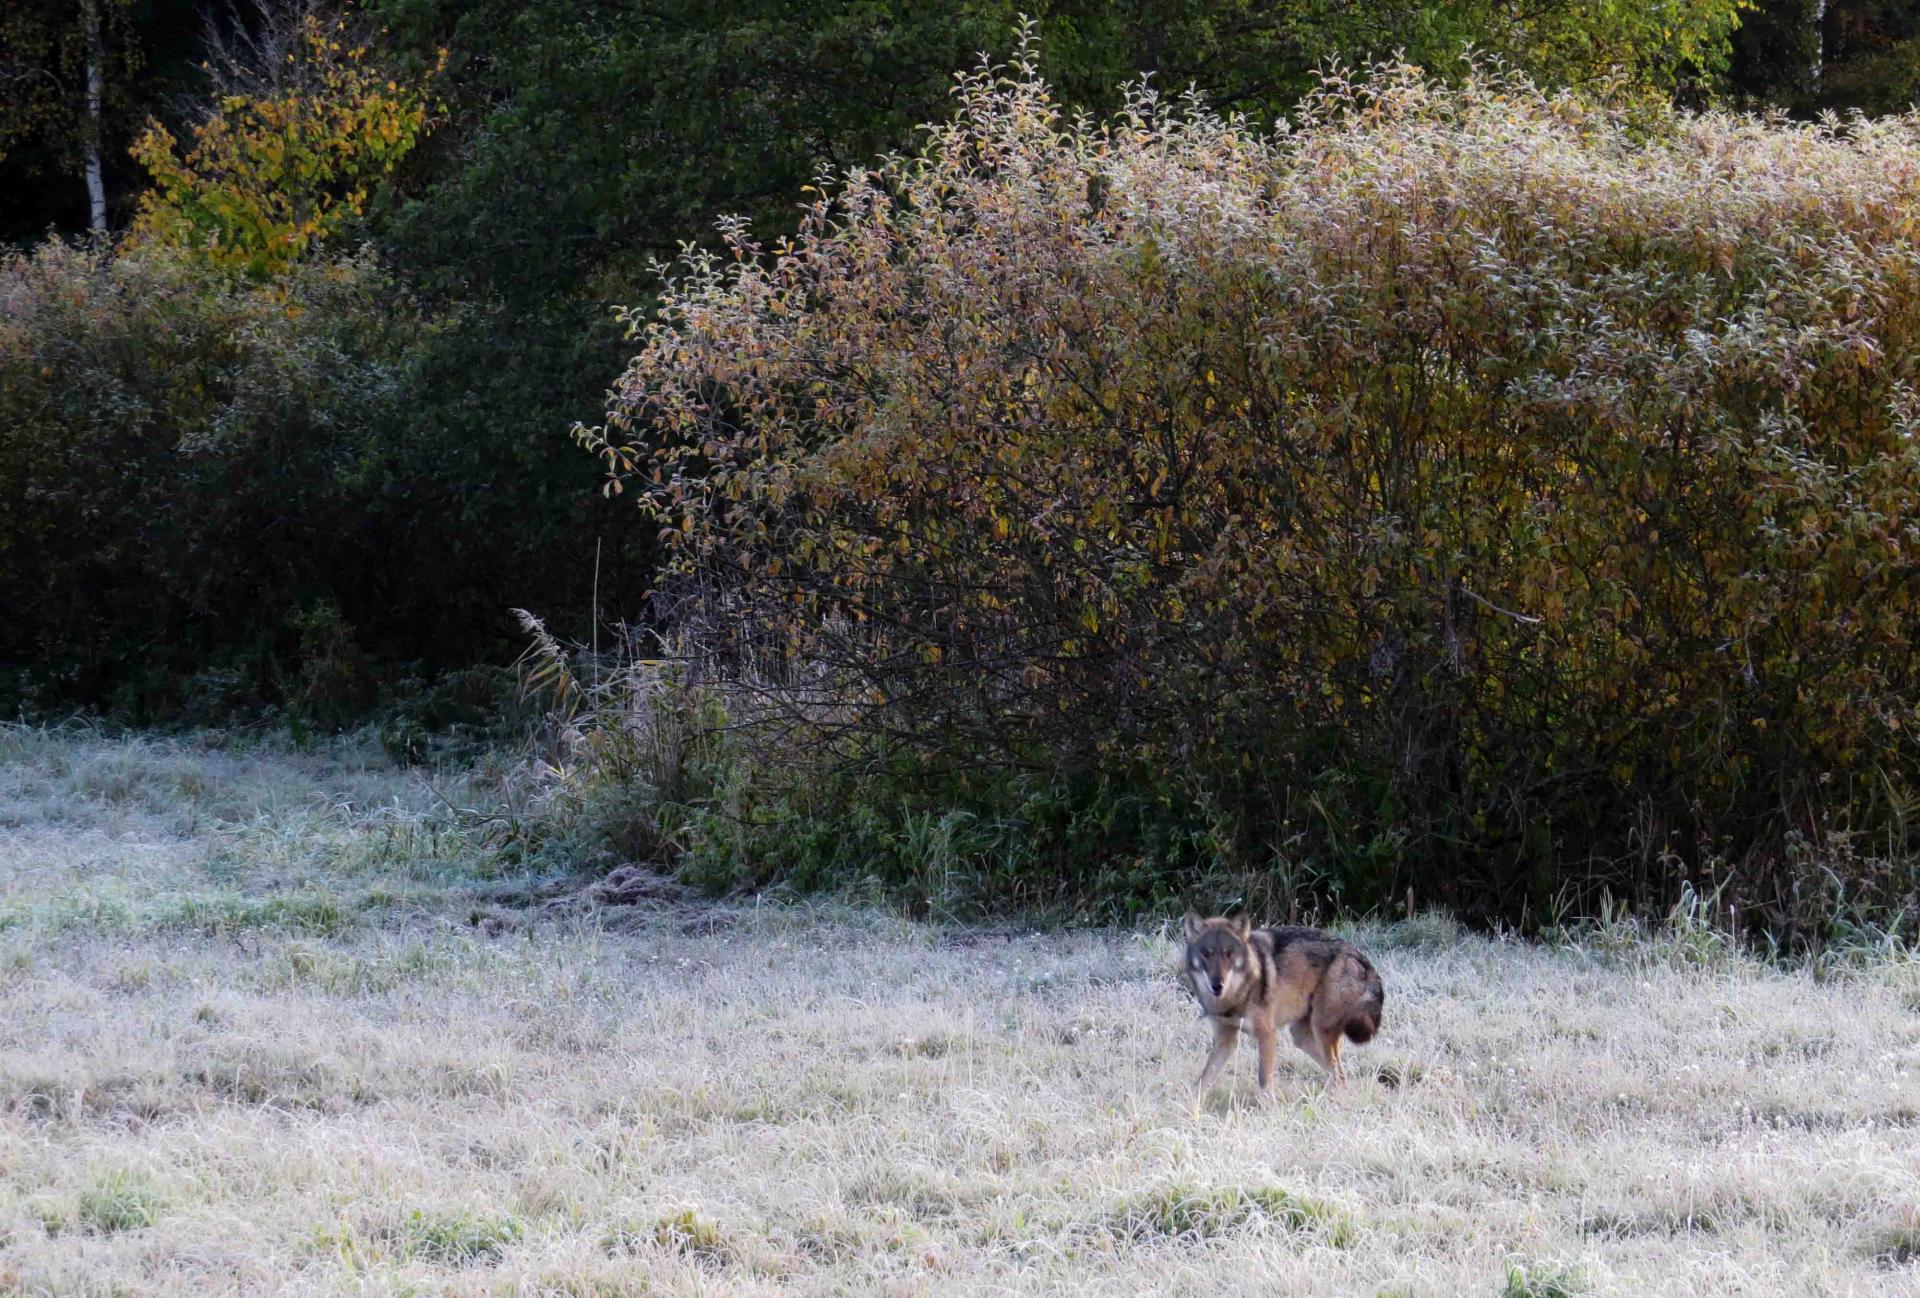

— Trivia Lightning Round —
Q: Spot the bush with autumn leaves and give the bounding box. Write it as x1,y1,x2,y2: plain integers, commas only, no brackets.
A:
582,51,1920,936
128,9,443,276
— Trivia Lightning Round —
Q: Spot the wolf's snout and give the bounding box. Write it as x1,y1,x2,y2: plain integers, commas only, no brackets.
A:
1209,977,1223,996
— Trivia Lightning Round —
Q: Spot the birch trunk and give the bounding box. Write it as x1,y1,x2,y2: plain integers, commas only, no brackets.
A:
1811,1,1827,91
83,0,108,232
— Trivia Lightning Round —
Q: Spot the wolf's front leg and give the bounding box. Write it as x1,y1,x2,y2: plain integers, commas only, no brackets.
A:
1253,1019,1278,1098
1320,1030,1346,1087
1193,1017,1240,1114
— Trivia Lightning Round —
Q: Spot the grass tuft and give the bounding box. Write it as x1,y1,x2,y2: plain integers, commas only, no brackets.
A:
1105,1185,1353,1247
1873,1206,1920,1269
1502,1259,1584,1298
403,1208,522,1265
601,1208,731,1264
75,1171,164,1235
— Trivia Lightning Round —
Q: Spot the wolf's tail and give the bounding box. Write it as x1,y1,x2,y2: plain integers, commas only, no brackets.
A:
1342,955,1385,1043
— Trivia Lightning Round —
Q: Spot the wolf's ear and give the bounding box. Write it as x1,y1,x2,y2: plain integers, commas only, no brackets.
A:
1232,915,1251,941
1183,911,1203,941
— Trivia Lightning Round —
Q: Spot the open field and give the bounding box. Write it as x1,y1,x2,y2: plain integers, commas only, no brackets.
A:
1,728,1916,1296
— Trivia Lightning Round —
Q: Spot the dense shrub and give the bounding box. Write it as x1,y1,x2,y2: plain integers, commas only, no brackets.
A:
0,223,656,723
583,53,1920,936
0,235,653,722
0,240,431,718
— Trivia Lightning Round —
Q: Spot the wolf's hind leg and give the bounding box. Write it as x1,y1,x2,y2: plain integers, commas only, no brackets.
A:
1291,1016,1336,1079
1193,1018,1240,1113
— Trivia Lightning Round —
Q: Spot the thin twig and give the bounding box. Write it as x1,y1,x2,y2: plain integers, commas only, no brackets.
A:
1458,585,1542,626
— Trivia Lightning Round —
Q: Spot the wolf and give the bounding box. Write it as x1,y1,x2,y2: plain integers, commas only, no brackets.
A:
1181,913,1384,1108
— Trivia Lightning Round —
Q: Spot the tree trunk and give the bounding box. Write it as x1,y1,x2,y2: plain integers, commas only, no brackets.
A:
83,0,108,232
1811,0,1828,90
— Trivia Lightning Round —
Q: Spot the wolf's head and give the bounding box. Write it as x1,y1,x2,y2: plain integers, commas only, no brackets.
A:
1183,913,1254,1010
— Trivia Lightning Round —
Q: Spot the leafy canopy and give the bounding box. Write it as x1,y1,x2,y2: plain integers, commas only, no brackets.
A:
128,9,441,275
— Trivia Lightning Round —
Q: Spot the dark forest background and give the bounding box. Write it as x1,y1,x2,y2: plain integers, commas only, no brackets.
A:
4,1,1912,725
